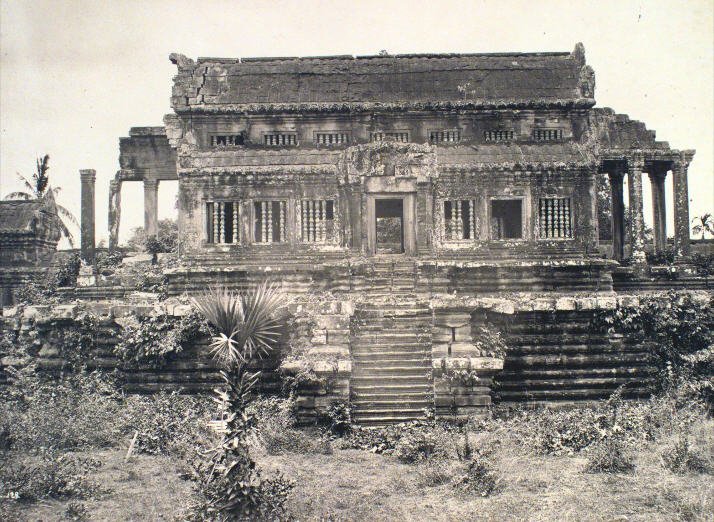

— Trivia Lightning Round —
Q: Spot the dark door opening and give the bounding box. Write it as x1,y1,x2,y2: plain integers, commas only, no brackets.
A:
375,198,404,254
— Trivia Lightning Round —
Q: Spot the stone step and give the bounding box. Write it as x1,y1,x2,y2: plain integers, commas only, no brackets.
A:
351,375,431,386
352,390,432,401
352,399,431,409
506,352,650,369
497,386,652,402
351,382,432,393
352,366,430,377
495,376,654,391
353,358,431,367
351,412,427,426
497,366,654,380
507,344,646,355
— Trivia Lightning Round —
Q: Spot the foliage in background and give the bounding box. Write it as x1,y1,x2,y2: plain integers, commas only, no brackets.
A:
124,219,178,253
14,253,82,304
595,291,714,406
114,310,211,366
692,213,714,240
3,154,79,247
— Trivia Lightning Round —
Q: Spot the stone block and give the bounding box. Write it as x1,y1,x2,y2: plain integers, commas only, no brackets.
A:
450,342,477,356
555,297,577,311
336,360,352,374
306,345,349,358
38,344,60,358
52,304,79,320
122,254,153,265
23,305,50,321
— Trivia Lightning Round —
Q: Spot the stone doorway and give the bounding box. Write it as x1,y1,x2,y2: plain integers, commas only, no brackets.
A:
375,198,404,254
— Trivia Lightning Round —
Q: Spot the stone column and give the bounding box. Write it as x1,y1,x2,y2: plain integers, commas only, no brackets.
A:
648,166,667,254
108,177,122,251
672,155,692,258
143,179,159,237
627,157,646,266
80,169,96,263
608,170,626,262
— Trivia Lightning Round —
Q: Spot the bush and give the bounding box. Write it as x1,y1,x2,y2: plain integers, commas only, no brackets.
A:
585,435,635,474
317,400,352,437
394,427,441,463
0,452,102,502
250,396,332,455
661,435,708,474
114,310,211,365
454,450,501,497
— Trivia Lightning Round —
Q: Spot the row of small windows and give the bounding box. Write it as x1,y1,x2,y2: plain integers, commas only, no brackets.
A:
441,197,572,241
207,197,572,244
209,129,564,147
206,200,335,244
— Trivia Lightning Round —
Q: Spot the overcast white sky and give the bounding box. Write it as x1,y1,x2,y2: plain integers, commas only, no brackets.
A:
1,0,713,247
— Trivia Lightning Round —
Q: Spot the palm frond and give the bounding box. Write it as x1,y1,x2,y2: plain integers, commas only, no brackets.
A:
57,219,75,248
35,154,50,196
4,192,32,200
56,203,79,226
192,282,285,367
15,173,35,194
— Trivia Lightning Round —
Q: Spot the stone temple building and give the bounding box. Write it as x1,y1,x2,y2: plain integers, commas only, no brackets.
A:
0,192,62,305
102,43,699,424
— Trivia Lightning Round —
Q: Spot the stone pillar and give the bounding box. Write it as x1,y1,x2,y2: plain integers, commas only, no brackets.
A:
143,179,159,237
672,155,692,258
608,170,626,261
108,177,122,251
80,169,96,263
627,157,646,267
648,166,667,254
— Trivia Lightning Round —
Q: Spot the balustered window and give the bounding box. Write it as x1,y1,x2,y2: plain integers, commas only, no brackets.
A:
254,200,287,243
315,132,350,145
300,200,335,243
206,201,240,244
490,199,523,240
443,200,477,241
210,134,244,147
263,133,298,146
538,198,572,239
370,131,409,143
429,130,461,144
484,130,514,142
533,129,563,141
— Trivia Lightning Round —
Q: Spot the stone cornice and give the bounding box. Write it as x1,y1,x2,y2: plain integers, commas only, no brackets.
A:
440,161,596,172
173,98,596,116
177,165,338,177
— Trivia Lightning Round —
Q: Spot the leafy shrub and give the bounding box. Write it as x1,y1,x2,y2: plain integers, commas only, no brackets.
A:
472,324,508,358
454,449,501,497
114,310,211,365
249,396,332,455
317,400,352,436
0,452,102,502
94,250,124,276
65,501,90,521
125,219,178,254
585,435,635,474
54,253,82,287
0,371,124,451
394,427,441,463
595,291,714,404
661,435,708,474
121,392,215,457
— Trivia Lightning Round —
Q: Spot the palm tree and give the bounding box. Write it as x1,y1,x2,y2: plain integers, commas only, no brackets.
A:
692,213,714,240
191,282,289,518
4,154,78,247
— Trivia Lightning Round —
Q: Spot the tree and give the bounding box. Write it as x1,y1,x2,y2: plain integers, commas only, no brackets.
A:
3,154,78,247
190,283,291,519
124,218,178,253
692,213,714,240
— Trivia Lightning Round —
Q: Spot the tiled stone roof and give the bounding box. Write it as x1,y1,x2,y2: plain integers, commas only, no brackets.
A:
588,108,670,151
170,44,595,113
0,199,44,233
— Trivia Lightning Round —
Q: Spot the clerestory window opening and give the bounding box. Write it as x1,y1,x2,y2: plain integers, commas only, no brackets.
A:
254,200,288,243
206,201,240,244
443,199,477,241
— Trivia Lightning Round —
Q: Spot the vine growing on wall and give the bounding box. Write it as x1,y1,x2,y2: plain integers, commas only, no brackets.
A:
113,310,211,366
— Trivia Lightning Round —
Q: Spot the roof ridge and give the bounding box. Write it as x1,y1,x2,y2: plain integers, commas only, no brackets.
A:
196,51,573,64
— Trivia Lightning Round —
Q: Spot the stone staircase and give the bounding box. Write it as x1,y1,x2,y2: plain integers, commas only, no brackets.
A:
494,311,655,403
349,259,434,425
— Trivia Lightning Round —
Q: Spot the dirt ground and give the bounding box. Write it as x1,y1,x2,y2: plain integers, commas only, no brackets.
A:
4,440,712,521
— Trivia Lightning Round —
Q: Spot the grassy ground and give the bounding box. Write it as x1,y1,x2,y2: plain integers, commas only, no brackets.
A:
4,427,712,522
